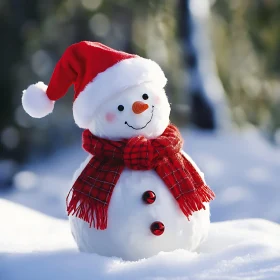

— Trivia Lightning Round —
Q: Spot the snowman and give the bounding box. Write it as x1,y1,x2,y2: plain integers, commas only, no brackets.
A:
22,41,215,261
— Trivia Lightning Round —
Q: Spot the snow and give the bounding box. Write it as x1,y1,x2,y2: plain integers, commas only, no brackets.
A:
0,199,75,253
183,127,280,223
1,199,280,280
1,127,280,279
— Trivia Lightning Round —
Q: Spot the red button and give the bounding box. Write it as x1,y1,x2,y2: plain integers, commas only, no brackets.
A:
142,191,156,204
150,221,165,236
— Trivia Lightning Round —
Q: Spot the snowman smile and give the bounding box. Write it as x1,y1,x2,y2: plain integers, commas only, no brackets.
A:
125,106,154,130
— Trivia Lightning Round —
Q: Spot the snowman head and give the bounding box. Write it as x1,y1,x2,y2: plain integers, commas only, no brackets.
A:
21,41,169,139
88,82,170,140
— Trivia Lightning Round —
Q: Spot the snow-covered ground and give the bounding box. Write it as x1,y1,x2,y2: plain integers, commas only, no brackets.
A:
1,127,280,279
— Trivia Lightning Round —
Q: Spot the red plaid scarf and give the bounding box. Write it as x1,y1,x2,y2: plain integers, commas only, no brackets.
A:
67,124,215,229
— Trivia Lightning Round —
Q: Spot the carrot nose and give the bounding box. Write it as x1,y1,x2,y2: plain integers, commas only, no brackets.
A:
132,101,149,114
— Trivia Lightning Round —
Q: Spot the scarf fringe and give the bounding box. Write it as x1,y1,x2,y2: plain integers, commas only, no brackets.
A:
66,189,108,229
178,184,215,219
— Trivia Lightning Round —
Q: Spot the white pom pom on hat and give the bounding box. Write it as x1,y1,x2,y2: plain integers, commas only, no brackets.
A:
22,82,54,118
22,41,167,128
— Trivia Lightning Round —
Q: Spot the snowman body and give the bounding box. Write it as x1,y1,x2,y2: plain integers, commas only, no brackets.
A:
67,82,212,260
69,153,210,261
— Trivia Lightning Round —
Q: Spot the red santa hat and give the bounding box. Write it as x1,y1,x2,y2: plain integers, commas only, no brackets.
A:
22,41,167,128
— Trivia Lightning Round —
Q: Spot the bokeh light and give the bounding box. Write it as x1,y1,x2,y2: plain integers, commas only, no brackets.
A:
1,127,20,150
89,13,110,37
81,0,102,11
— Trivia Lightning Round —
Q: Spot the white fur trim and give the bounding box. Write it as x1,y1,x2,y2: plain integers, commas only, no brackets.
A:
22,82,55,118
73,57,167,128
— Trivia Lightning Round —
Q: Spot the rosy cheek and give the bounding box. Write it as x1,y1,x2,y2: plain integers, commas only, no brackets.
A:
155,95,161,104
105,112,116,123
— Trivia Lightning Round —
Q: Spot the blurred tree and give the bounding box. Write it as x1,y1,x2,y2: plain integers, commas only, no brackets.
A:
0,1,22,160
211,0,280,142
0,0,42,186
178,0,230,130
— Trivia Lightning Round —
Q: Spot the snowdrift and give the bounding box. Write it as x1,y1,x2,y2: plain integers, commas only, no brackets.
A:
1,199,280,280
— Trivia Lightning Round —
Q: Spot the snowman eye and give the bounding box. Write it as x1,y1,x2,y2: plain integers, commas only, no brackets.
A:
142,93,149,100
118,105,124,112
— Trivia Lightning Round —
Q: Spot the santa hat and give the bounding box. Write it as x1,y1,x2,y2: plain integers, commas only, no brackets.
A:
22,41,167,128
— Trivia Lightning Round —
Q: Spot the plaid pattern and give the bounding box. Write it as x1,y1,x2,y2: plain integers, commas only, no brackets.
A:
67,124,215,229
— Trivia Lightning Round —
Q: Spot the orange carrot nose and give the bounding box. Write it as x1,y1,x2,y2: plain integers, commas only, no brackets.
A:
132,101,149,114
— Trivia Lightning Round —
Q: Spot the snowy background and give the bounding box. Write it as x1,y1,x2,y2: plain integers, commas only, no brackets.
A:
1,128,280,280
1,0,280,279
